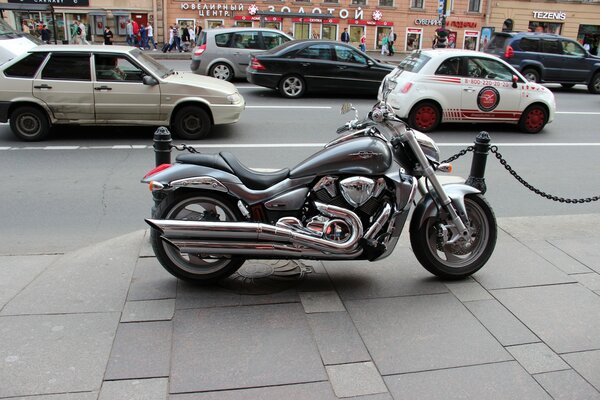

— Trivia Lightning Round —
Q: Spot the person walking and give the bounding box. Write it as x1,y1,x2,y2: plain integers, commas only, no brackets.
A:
381,34,389,56
387,30,395,56
70,21,80,44
169,24,182,52
359,33,366,52
78,20,89,45
139,24,147,49
40,24,51,44
103,26,114,45
341,28,350,43
126,20,134,46
146,22,157,50
194,24,203,46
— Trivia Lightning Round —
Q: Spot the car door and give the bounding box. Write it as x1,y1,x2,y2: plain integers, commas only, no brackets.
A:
539,39,564,81
460,56,523,123
293,43,338,90
32,52,94,122
93,53,160,123
229,30,261,75
560,39,588,82
332,44,385,92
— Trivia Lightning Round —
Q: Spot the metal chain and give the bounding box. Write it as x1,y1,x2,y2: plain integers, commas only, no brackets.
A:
441,146,474,164
171,144,200,153
490,145,599,203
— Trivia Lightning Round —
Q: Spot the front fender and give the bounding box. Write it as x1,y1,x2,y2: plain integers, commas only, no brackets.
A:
409,183,481,231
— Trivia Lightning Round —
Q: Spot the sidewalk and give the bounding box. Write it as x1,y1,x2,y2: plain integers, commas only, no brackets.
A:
2,213,600,399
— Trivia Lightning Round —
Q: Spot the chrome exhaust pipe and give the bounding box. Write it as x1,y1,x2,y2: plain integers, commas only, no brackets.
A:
147,202,364,254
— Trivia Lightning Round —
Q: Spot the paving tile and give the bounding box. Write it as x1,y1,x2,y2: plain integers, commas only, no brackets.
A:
121,299,175,322
506,343,569,374
493,284,600,353
299,291,345,313
99,378,168,400
445,280,493,302
104,321,172,380
239,289,300,306
534,370,600,400
0,313,120,398
127,257,177,301
326,362,387,398
346,294,511,375
384,361,552,400
324,246,448,300
296,271,335,292
139,229,155,257
175,281,240,309
170,382,337,400
6,393,98,400
0,254,58,309
573,272,600,291
1,231,144,315
499,214,600,242
465,299,538,346
307,312,371,365
170,303,326,393
549,238,600,274
562,349,600,392
474,231,574,290
522,240,592,274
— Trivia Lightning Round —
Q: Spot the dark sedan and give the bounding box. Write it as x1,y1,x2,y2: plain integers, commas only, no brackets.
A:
246,40,395,98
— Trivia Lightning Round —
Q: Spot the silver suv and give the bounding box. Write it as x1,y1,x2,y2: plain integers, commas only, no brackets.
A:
191,27,292,81
0,45,245,141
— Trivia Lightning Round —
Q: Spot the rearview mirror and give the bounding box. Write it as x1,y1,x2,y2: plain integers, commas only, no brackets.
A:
512,75,518,89
143,75,158,86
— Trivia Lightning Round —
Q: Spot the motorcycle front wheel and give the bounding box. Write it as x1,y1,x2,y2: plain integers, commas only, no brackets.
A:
151,190,246,284
410,194,497,279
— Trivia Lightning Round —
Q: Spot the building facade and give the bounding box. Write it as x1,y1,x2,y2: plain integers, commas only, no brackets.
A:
1,0,599,53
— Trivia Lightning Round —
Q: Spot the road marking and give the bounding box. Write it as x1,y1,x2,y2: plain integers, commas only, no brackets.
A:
3,142,600,151
246,106,333,109
556,111,600,115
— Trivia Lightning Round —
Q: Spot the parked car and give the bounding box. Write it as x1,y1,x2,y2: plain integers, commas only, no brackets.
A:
484,31,600,94
191,27,292,81
0,45,245,141
246,40,395,98
378,49,556,133
0,18,40,66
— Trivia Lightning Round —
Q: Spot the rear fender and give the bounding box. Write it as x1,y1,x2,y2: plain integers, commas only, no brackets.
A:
142,163,242,190
409,183,481,231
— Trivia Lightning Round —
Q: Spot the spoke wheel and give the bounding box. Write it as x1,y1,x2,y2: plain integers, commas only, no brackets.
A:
518,104,547,133
409,102,440,132
151,191,245,284
210,63,233,81
410,194,497,279
279,75,306,98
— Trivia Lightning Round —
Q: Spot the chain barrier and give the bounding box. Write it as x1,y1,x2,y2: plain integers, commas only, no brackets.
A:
442,145,600,204
171,143,200,153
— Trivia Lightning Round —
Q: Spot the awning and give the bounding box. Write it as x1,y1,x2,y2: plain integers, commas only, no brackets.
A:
87,10,107,16
111,10,131,16
0,3,54,12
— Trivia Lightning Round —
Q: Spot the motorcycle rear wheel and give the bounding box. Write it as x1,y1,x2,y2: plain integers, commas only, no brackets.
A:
151,190,246,284
410,194,497,279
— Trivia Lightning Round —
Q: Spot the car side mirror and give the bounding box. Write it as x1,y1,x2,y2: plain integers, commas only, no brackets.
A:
512,75,518,89
143,75,158,86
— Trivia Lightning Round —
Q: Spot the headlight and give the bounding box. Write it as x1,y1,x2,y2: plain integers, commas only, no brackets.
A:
415,131,440,162
227,92,242,104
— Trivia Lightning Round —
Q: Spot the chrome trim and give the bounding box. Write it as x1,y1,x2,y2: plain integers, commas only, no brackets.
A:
170,176,228,192
373,177,386,198
325,127,371,148
364,202,392,241
313,176,338,197
340,176,375,208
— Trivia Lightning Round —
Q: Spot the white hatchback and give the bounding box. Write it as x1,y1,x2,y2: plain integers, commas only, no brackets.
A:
378,49,556,133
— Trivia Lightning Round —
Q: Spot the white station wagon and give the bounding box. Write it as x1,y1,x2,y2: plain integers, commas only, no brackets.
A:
378,49,556,133
0,45,245,141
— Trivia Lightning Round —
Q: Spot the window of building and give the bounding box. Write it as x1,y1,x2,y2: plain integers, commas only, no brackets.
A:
410,0,423,8
351,0,367,5
235,21,252,27
322,24,337,40
468,0,481,12
379,0,393,7
294,22,310,39
42,53,90,81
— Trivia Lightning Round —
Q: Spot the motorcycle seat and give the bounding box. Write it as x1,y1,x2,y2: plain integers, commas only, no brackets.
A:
220,152,290,190
175,153,234,174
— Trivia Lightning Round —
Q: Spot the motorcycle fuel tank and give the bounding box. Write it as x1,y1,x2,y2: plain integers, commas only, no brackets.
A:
290,137,392,178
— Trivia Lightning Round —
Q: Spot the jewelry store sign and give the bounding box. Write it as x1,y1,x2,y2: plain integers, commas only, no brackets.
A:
181,2,373,19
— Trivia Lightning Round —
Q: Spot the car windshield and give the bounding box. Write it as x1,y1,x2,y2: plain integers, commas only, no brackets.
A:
130,48,172,78
397,52,430,73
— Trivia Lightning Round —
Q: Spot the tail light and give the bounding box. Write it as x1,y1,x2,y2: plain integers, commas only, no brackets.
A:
250,57,266,71
504,45,514,59
143,163,172,179
194,44,206,56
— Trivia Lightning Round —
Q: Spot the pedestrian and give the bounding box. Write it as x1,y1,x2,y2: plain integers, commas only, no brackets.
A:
139,24,147,49
70,21,80,44
341,27,350,43
126,19,134,46
169,24,182,52
388,30,395,56
78,20,89,45
189,26,196,49
21,20,30,34
103,26,114,45
359,33,366,52
146,22,157,50
381,34,389,56
312,30,319,39
40,24,51,44
194,24,203,46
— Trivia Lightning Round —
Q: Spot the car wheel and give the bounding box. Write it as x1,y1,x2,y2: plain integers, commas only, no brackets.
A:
209,63,234,81
9,106,51,142
408,101,441,132
522,68,540,83
561,83,575,89
172,106,212,140
588,72,600,94
518,104,547,133
279,75,306,98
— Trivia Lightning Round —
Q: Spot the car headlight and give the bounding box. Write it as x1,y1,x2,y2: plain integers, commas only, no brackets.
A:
227,92,242,104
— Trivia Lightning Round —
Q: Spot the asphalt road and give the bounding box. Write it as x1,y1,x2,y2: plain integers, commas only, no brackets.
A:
1,71,599,255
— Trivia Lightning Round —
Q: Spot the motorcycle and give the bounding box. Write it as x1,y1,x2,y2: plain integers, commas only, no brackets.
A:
142,74,497,284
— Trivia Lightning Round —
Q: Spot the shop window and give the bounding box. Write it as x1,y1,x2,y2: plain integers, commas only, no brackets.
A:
468,0,481,13
322,24,337,41
264,22,281,30
528,22,562,35
294,23,310,39
410,0,423,8
235,21,252,27
207,20,224,29
379,0,393,7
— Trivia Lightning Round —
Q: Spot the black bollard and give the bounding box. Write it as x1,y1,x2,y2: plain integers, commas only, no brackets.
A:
465,131,491,194
153,126,172,167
